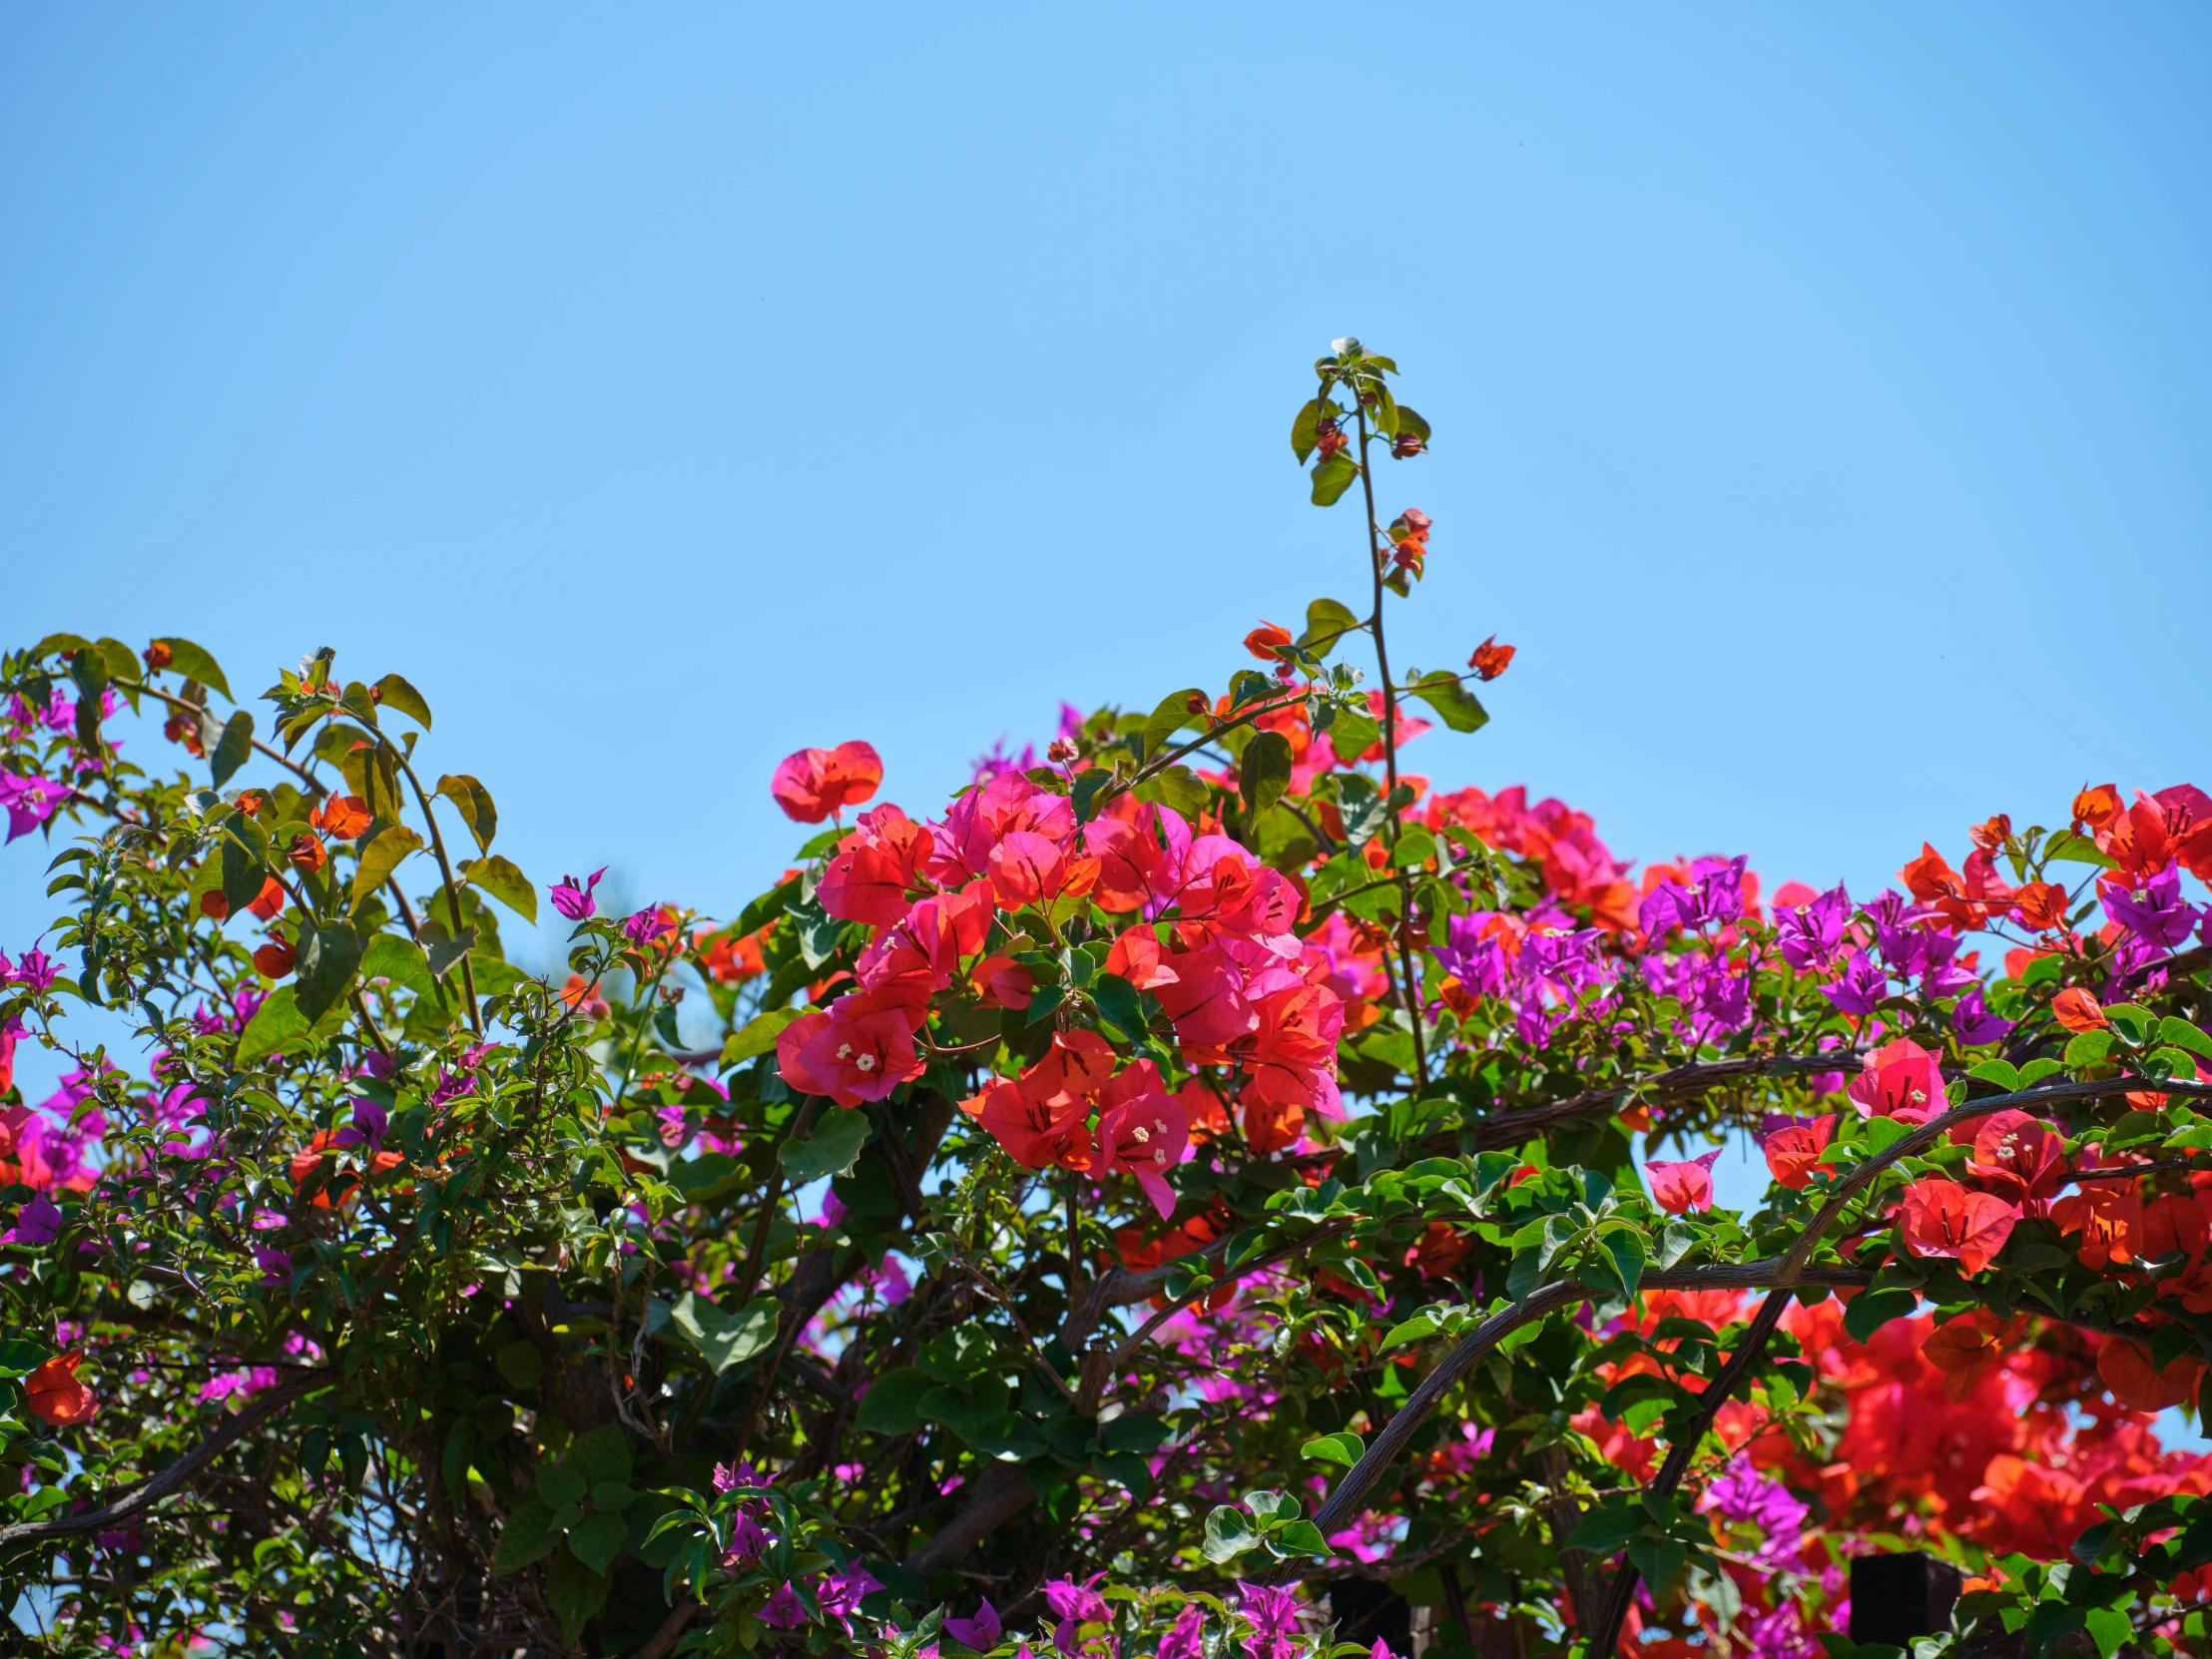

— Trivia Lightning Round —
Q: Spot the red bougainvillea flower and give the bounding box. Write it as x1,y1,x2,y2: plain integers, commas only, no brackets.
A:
1969,814,2012,851
2139,1193,2209,1261
1847,1038,1947,1126
308,794,373,839
1241,983,1346,1121
253,938,295,979
1094,1061,1190,1219
1102,923,1179,991
1018,1031,1118,1111
1151,944,1258,1050
770,741,883,824
1242,1091,1304,1153
1646,1148,1722,1214
697,928,766,983
1761,1116,1835,1191
1467,636,1515,682
820,806,930,925
2098,1337,2206,1412
1964,1111,2068,1210
961,1078,1093,1171
968,953,1034,1010
2052,987,2107,1033
26,1350,96,1426
1243,622,1295,662
987,830,1099,911
1900,1177,2017,1275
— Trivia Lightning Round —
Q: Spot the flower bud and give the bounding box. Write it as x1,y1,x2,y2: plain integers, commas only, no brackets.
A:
143,641,172,671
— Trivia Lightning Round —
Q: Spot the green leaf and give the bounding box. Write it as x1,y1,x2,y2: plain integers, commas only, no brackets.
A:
422,921,476,979
1310,450,1360,506
1071,768,1116,824
1290,397,1323,463
490,1499,562,1572
1336,775,1390,848
854,1367,934,1434
1968,1058,2022,1091
220,823,273,915
1625,1537,1687,1596
722,1006,802,1067
462,854,537,923
1239,729,1295,817
1089,974,1151,1045
1298,598,1363,654
435,774,498,853
2044,830,2114,868
1142,765,1209,819
1382,1314,1440,1349
1301,1431,1364,1466
2160,1016,2212,1063
350,827,422,913
372,673,432,730
1864,1116,1915,1155
2081,1606,2129,1659
780,1107,872,1183
1601,1227,1647,1298
1843,1287,1919,1344
1142,689,1207,762
542,1547,611,1641
495,1340,544,1389
237,987,307,1064
2064,1029,2114,1067
1405,673,1488,735
294,922,364,1025
567,1422,632,1488
1202,1505,1257,1564
1328,706,1381,761
668,1292,781,1375
1269,1519,1335,1561
210,712,257,790
1101,1413,1169,1454
565,1511,627,1577
1568,1503,1642,1555
153,638,232,701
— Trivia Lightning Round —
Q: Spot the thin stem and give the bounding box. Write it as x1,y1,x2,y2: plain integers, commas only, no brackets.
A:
1353,395,1427,1086
393,756,481,1034
730,1099,819,1309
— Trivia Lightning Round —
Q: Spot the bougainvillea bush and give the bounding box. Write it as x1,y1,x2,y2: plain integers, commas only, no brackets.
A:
4,343,2212,1659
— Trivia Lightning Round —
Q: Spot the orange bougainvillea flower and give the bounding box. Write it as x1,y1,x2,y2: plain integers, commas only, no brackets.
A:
286,832,326,875
769,741,883,824
1925,1310,2026,1402
1899,1177,2018,1275
309,795,373,839
1243,621,1295,662
1241,1090,1304,1153
26,1350,97,1426
2073,784,2122,830
2098,1338,2206,1412
1466,636,1515,682
1969,814,2012,852
2052,987,2108,1033
2012,880,2069,932
253,939,295,979
1901,842,1964,905
2051,1184,2143,1269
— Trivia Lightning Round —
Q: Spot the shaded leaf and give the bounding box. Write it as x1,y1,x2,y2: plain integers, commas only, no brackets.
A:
780,1108,871,1183
1298,598,1362,654
210,713,257,790
350,827,423,914
1406,673,1488,734
1310,451,1359,506
436,774,498,853
1239,729,1294,817
490,1499,562,1573
294,922,364,1024
721,1006,802,1068
237,987,307,1064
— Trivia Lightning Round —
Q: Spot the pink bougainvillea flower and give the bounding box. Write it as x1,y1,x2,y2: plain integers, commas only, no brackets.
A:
1964,1111,2067,1209
757,1583,808,1629
771,741,883,824
1847,1037,1947,1126
1900,1177,2017,1274
784,990,922,1107
548,866,605,921
1094,1061,1190,1219
0,771,70,842
13,1191,63,1246
1241,983,1346,1121
969,953,1034,1010
943,1597,1002,1650
1018,1031,1118,1111
1151,944,1257,1051
1645,1148,1722,1214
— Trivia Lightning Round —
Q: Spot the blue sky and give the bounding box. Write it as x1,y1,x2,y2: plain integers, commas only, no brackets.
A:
3,6,2208,1031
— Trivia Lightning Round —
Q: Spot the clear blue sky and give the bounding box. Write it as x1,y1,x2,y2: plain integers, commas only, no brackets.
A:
5,2,2209,994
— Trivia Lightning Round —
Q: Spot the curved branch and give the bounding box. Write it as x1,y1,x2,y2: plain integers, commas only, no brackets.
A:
1458,1052,1868,1152
1255,1260,1876,1586
1776,1074,2212,1286
0,1371,329,1548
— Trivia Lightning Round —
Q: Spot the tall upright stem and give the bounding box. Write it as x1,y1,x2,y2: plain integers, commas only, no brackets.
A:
1354,397,1427,1087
